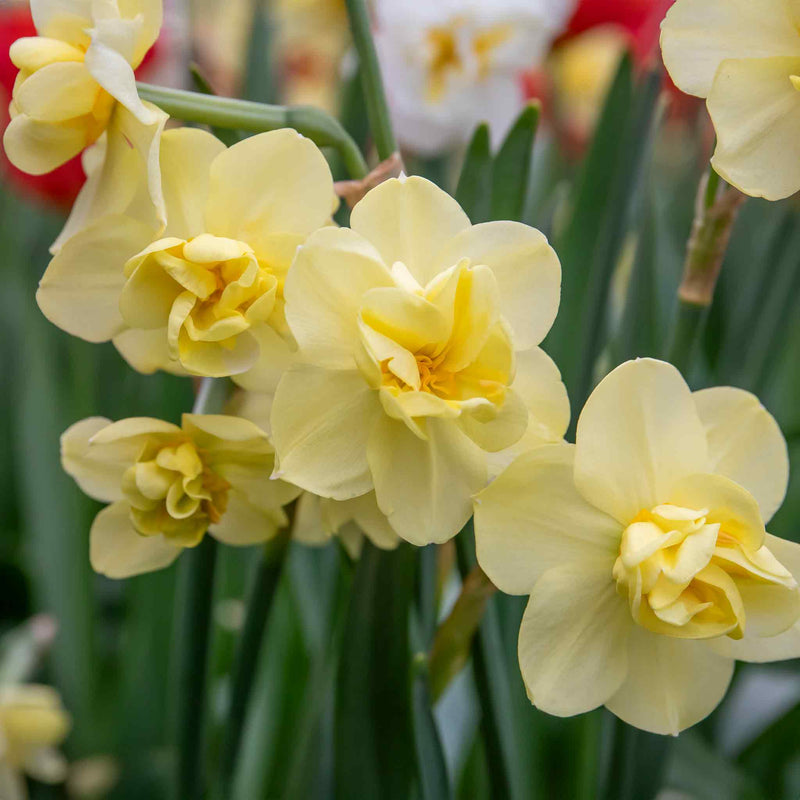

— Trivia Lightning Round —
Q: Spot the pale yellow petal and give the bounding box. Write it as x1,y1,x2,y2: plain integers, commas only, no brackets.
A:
233,326,297,394
271,366,380,499
660,0,800,97
606,628,734,735
117,0,162,63
694,387,789,523
113,327,186,375
52,102,168,253
176,330,260,378
84,17,156,123
709,56,800,201
181,413,270,451
3,113,87,174
31,0,93,45
292,492,331,547
510,346,570,444
37,215,154,342
205,129,333,243
458,388,528,452
574,359,709,525
61,416,123,502
14,61,99,121
90,416,182,445
327,492,400,550
368,415,486,545
669,472,766,550
90,502,182,578
475,443,621,595
350,176,471,287
518,562,630,716
9,37,85,71
210,489,285,546
434,222,561,350
284,226,394,368
160,128,226,240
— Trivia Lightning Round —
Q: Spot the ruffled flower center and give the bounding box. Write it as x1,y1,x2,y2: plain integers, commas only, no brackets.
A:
613,503,796,640
122,234,279,375
121,438,230,547
9,37,113,144
357,260,515,429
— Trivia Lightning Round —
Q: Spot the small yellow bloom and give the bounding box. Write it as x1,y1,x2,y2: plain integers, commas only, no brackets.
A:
661,0,800,200
271,175,568,545
61,414,301,578
0,684,70,800
3,0,163,175
475,358,800,734
38,128,334,382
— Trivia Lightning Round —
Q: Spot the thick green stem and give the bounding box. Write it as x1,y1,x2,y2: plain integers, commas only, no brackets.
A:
343,0,398,161
664,301,708,376
172,535,218,800
136,83,368,179
215,520,293,796
171,378,229,800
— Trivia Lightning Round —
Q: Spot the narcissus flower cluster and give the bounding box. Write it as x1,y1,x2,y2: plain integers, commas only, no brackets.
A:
6,0,800,744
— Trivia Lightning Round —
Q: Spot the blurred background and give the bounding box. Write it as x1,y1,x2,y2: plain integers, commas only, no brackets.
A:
3,0,800,797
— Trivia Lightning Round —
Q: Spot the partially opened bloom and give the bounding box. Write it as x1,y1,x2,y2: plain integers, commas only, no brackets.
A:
3,0,163,175
374,0,576,153
475,358,800,735
0,685,70,800
271,175,568,545
61,414,301,578
661,0,800,200
38,127,334,381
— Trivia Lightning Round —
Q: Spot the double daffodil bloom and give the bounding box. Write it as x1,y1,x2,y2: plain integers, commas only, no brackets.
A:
475,358,800,735
61,414,301,578
4,0,163,175
661,0,800,200
38,128,334,380
271,175,568,545
0,685,70,800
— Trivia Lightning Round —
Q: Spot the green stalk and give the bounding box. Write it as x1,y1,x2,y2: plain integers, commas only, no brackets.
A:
171,378,229,800
136,83,368,179
664,301,708,375
215,520,294,796
343,0,398,161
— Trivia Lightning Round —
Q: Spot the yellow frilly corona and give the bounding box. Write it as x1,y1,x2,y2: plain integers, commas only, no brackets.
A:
0,685,70,800
37,127,335,382
61,413,302,578
3,0,164,176
474,358,800,735
271,175,569,546
661,0,800,200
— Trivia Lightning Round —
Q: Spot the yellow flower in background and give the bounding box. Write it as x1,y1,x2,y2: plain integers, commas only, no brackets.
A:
0,685,70,800
475,358,800,735
61,414,301,578
271,175,568,546
4,0,163,175
38,127,334,382
233,389,400,556
661,0,800,200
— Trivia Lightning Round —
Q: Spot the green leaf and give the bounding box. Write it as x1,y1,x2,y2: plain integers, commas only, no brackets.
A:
335,541,416,800
490,103,540,223
413,663,452,800
456,124,492,224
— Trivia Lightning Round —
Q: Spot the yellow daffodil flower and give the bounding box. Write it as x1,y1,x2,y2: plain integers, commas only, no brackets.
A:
4,0,163,175
61,413,302,578
474,358,800,735
661,0,800,200
37,127,334,381
271,175,568,546
0,685,70,800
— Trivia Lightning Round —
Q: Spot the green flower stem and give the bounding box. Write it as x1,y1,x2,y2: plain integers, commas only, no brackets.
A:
343,0,398,161
171,378,229,800
665,169,745,375
215,515,294,797
136,82,368,180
